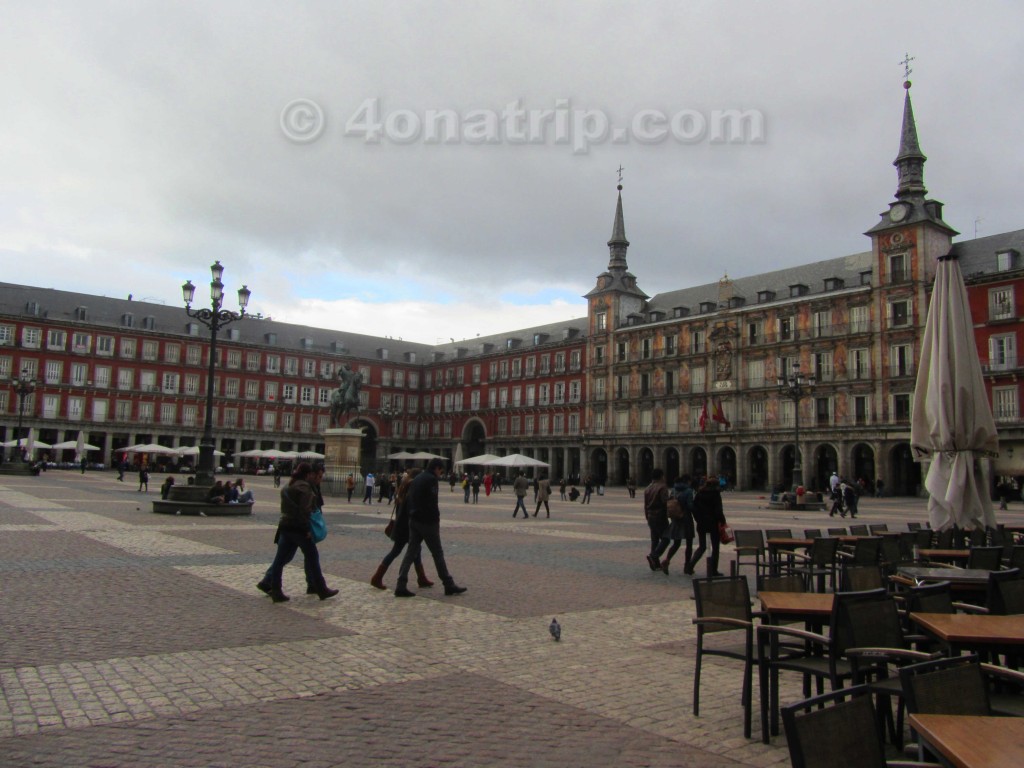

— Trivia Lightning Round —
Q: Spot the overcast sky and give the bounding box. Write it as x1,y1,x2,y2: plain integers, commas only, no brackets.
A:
2,1,1022,344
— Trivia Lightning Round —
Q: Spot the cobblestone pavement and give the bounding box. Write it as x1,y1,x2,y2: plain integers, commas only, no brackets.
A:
2,472,1021,767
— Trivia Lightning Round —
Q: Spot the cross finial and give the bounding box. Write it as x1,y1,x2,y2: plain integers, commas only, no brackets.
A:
616,165,624,185
899,52,915,82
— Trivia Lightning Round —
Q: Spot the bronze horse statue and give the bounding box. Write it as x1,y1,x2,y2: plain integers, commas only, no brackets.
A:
329,365,362,427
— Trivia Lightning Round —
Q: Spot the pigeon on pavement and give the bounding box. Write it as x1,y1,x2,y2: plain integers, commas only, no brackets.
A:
549,618,561,641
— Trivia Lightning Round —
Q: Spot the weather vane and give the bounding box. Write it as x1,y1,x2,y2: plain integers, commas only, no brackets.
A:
899,52,915,83
616,164,624,185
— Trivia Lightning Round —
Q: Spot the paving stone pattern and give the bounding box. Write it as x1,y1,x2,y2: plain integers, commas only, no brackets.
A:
2,472,1011,766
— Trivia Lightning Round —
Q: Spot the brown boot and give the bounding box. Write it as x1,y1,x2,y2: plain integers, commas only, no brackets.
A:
370,563,388,590
415,562,434,588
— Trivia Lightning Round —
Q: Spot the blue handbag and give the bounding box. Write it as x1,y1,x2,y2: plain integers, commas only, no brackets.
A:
309,508,328,543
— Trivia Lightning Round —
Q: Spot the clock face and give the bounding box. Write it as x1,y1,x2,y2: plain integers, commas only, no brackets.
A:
889,203,909,222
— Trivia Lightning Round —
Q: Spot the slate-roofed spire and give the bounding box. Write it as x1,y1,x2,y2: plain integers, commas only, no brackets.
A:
894,79,927,200
607,184,630,271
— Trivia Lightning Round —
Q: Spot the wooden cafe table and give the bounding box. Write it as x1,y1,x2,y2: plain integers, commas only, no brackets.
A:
897,566,992,596
764,538,812,575
757,591,835,741
908,714,1024,768
918,548,971,564
910,612,1024,657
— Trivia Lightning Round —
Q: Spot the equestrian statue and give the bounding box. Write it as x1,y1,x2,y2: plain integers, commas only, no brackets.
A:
329,364,363,427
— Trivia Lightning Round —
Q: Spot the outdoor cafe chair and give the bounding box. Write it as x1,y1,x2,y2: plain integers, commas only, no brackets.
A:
692,575,759,738
913,529,934,549
966,545,1004,572
828,527,847,536
968,528,987,547
840,564,885,592
906,522,922,531
782,685,934,768
849,524,870,537
758,573,807,593
787,537,840,592
897,532,917,561
1008,545,1024,570
869,524,889,535
838,536,882,567
730,529,766,580
984,567,1024,616
804,528,822,540
935,528,956,549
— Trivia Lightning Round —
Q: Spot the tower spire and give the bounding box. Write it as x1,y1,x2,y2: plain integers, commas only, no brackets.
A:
607,183,629,271
894,68,927,200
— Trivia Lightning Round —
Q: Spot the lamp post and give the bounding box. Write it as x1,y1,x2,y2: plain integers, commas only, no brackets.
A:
9,368,36,462
379,404,400,461
182,261,251,487
777,361,815,489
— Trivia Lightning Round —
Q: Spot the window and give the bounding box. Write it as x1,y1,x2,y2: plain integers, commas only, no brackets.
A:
284,357,298,375
120,338,136,358
92,399,108,422
523,415,534,435
511,359,521,378
47,329,66,350
593,377,606,400
282,384,296,403
889,299,910,327
812,310,831,338
570,350,581,370
553,382,565,404
184,374,200,395
997,250,1018,271
0,325,14,345
382,368,393,387
854,395,870,426
746,359,765,388
555,352,566,372
849,348,870,380
614,374,628,398
160,403,176,424
318,386,331,405
244,410,258,429
21,359,38,379
640,408,653,431
524,357,535,376
778,316,793,342
616,341,628,362
246,352,261,371
94,365,110,388
890,344,913,377
45,360,63,384
594,345,605,364
300,414,312,432
245,380,259,399
70,363,88,386
664,334,676,356
691,329,705,354
538,383,549,405
162,372,180,394
641,338,652,359
281,413,294,432
116,400,132,421
539,355,550,374
141,340,158,361
989,287,1015,321
500,360,510,379
892,393,911,423
746,320,763,346
511,387,521,407
749,400,765,427
42,394,60,418
0,356,10,379
301,386,314,405
117,368,134,390
498,388,508,407
182,405,198,427
223,408,238,428
266,355,280,373
22,327,41,348
813,351,833,382
163,343,180,363
138,402,154,423
595,311,607,331
394,369,405,387
225,378,240,398
263,411,276,431
993,386,1019,422
989,334,1017,371
640,372,651,396
67,397,84,421
778,399,794,428
569,380,581,403
890,253,908,284
815,396,833,426
225,349,241,369
690,366,706,393
665,369,675,395
850,305,869,334
186,345,202,365
303,359,316,377
471,390,481,409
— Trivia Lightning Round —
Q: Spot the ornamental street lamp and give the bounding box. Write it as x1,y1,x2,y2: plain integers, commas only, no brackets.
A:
182,261,251,487
9,368,36,462
777,362,815,489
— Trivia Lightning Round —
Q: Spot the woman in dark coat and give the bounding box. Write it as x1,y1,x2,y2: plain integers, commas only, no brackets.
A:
258,462,338,603
369,469,434,590
685,478,727,577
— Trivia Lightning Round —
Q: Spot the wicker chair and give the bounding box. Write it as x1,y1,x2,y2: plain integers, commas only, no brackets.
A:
692,576,758,738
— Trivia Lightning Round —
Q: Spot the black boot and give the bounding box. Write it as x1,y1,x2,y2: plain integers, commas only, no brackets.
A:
256,581,272,595
394,584,416,597
317,587,339,600
269,589,289,603
444,580,467,596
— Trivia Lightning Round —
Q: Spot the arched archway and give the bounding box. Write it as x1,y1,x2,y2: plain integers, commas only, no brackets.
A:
690,447,708,481
350,419,378,474
615,447,630,486
747,446,769,491
589,448,608,485
888,443,921,497
813,444,839,491
664,447,680,484
638,447,655,485
716,446,737,489
462,419,486,458
852,443,876,488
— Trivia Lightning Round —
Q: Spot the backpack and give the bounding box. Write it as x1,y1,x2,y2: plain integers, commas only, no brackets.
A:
666,497,684,519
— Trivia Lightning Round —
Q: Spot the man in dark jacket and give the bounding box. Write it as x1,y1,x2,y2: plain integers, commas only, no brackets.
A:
394,458,467,597
685,478,727,577
644,469,670,571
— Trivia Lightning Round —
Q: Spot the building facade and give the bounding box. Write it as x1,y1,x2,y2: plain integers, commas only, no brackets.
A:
1,82,1021,494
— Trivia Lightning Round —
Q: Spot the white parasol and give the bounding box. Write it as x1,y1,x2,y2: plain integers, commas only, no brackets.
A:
488,453,550,468
454,453,503,466
911,254,999,531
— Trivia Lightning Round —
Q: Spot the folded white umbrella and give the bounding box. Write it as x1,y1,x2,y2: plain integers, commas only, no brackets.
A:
489,453,549,468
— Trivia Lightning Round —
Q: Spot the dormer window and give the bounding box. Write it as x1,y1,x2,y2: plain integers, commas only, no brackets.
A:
228,328,240,341
789,283,809,298
699,301,716,314
301,337,313,350
142,316,156,330
649,310,665,322
377,348,389,360
121,313,134,328
265,332,277,344
404,351,417,363
757,290,776,303
728,296,745,309
533,333,549,345
330,340,346,354
74,306,88,321
860,270,872,286
824,277,845,292
673,306,690,318
996,249,1019,272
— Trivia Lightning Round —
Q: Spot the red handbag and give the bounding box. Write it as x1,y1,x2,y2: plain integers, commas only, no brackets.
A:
718,522,734,544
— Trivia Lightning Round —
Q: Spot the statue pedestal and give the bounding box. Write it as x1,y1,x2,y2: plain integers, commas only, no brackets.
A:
323,427,363,497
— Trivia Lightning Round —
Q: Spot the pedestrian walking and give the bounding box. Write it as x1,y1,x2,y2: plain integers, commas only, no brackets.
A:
534,473,552,518
393,458,466,598
559,477,567,500
685,477,726,577
626,477,637,498
471,473,481,503
369,469,434,591
581,475,594,504
363,472,376,503
138,466,149,492
652,475,695,575
643,469,670,571
345,473,355,502
257,462,338,603
512,472,530,518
